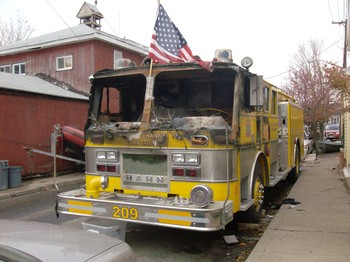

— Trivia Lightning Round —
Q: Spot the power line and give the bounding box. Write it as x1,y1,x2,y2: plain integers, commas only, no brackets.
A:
45,0,80,40
268,1,346,81
95,0,120,36
103,18,119,37
265,69,291,80
320,37,343,54
328,0,334,21
266,38,343,80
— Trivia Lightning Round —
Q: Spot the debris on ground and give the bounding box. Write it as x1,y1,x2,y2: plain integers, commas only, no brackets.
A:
223,235,239,244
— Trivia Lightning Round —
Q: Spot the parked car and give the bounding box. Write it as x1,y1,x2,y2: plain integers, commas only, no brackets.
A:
304,131,314,156
324,124,340,141
0,220,135,262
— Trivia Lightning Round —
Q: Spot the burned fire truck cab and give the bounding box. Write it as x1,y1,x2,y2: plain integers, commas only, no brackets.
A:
57,50,304,231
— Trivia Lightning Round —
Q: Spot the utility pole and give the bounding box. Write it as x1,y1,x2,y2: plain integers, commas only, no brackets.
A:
332,19,348,148
332,20,347,68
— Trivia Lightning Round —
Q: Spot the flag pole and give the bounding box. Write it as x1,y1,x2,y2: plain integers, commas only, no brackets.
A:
140,58,155,129
149,58,153,78
140,0,159,129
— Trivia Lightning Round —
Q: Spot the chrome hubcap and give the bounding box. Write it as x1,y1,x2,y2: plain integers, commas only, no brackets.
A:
253,178,264,212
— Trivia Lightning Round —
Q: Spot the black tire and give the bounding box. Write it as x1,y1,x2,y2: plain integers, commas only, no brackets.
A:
244,162,264,223
289,146,301,183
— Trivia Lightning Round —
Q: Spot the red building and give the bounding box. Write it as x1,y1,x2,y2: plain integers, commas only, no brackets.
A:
0,72,89,175
0,2,148,94
0,2,148,175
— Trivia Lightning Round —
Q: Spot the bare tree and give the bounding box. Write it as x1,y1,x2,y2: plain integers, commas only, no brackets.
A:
0,12,35,46
283,39,341,152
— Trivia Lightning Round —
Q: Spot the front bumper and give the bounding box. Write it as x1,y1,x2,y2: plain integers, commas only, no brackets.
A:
57,189,233,231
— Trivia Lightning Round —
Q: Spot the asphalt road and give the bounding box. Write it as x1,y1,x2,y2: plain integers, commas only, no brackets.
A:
0,187,242,261
0,188,72,224
0,177,294,262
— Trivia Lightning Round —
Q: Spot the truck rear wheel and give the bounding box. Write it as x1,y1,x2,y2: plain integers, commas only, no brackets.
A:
288,146,300,183
245,162,264,223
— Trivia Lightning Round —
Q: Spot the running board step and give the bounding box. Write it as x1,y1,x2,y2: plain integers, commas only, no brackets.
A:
268,167,292,187
240,199,254,211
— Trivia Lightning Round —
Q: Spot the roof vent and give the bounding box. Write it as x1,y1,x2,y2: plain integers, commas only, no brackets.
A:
76,2,103,30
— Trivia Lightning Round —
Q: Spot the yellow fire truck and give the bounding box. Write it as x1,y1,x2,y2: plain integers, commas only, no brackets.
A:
57,49,304,231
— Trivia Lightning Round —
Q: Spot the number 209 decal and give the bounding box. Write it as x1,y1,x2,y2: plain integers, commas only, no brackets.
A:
112,206,138,220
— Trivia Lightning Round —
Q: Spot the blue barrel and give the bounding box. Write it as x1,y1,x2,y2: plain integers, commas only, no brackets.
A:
8,166,22,188
0,160,9,190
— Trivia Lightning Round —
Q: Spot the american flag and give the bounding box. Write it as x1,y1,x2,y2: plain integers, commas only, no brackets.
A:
149,4,212,71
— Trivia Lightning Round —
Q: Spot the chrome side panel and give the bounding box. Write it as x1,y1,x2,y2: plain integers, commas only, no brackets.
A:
279,137,289,168
239,146,256,202
200,149,237,181
240,146,256,180
278,103,289,169
85,146,237,182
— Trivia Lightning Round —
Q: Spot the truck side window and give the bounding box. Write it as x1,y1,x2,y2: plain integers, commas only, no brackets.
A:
243,75,251,108
263,86,269,112
271,90,277,115
101,87,120,115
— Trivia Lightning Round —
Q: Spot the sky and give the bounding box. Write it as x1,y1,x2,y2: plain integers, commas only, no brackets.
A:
0,0,348,87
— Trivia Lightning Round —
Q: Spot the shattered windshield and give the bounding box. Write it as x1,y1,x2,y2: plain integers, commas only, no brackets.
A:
89,68,236,131
153,69,234,122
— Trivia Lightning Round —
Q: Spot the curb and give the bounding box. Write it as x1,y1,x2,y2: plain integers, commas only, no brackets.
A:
343,167,350,193
0,175,85,201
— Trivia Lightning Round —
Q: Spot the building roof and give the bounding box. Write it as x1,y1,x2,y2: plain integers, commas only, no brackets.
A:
0,72,88,100
0,24,148,56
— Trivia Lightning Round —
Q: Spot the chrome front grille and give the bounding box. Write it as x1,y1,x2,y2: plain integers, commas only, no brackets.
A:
121,153,169,192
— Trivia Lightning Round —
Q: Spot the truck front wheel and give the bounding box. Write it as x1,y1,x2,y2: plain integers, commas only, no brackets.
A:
245,162,264,223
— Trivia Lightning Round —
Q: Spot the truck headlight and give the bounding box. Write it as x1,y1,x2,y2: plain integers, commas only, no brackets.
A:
172,153,184,163
97,151,107,160
190,185,213,207
96,151,118,160
185,153,198,163
172,153,199,164
106,151,117,160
